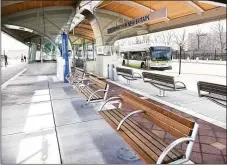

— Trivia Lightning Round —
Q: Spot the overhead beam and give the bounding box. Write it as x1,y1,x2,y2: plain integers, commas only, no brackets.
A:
76,24,92,30
73,31,94,39
74,27,93,33
148,7,226,33
71,34,93,41
198,1,227,7
1,25,29,45
96,1,115,9
183,1,204,15
116,1,154,12
71,30,94,38
95,8,132,20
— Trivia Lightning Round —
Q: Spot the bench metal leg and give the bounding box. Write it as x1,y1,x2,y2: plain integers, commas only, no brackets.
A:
157,89,167,97
116,147,139,161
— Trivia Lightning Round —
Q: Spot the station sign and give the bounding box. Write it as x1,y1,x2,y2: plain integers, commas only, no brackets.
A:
107,7,167,34
96,45,111,56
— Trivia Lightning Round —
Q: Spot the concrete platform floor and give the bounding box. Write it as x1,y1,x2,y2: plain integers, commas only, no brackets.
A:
1,71,226,164
1,72,142,164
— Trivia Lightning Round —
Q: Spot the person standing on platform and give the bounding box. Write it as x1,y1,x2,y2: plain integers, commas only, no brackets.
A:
24,55,26,62
4,54,8,67
21,54,24,62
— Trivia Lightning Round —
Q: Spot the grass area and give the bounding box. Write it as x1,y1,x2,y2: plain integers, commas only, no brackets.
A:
127,63,141,69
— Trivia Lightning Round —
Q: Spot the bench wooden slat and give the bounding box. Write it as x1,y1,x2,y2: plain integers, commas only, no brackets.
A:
198,81,226,97
100,109,184,164
116,67,133,77
100,110,156,164
120,91,195,130
114,109,183,159
109,110,178,163
203,93,226,101
78,86,103,101
142,72,175,85
89,75,107,89
99,90,196,164
105,110,163,162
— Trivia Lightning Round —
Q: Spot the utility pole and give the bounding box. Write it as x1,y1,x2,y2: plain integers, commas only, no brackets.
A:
179,45,182,75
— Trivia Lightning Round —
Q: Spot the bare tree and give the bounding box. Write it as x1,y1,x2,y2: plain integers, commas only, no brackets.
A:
159,31,173,46
150,33,161,44
173,29,188,49
210,20,226,55
194,25,207,51
142,35,149,44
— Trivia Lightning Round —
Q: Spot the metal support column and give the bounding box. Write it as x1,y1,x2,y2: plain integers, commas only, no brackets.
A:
40,37,43,63
28,43,31,63
61,33,69,83
82,38,87,72
179,45,182,75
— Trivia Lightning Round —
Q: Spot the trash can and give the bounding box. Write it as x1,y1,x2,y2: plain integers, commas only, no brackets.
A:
107,64,110,79
108,64,113,80
113,65,118,81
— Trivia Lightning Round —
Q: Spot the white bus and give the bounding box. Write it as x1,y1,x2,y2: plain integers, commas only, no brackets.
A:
120,44,172,70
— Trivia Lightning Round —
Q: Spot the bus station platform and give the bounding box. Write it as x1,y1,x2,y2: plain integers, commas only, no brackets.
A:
1,64,226,164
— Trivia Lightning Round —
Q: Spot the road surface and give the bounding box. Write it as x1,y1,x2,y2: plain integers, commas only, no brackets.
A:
1,62,27,84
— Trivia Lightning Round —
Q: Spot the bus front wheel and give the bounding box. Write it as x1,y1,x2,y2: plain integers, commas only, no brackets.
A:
141,62,145,68
122,60,125,66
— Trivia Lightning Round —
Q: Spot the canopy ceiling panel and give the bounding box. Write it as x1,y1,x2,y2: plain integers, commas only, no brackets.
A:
1,0,76,17
1,0,81,44
97,0,224,25
69,19,94,41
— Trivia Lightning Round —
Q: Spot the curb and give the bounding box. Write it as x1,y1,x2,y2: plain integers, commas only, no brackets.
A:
108,79,226,129
1,68,27,89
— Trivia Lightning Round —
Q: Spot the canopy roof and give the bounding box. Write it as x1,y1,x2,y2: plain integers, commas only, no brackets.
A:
69,0,226,44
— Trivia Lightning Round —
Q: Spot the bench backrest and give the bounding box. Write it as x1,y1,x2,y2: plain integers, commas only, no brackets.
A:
198,81,226,96
119,91,195,139
116,67,133,77
89,74,107,89
75,67,84,78
142,72,175,86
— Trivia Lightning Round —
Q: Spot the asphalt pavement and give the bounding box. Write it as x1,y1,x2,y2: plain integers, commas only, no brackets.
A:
1,62,27,84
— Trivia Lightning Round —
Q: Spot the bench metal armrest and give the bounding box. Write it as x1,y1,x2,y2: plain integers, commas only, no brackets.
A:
157,137,194,164
175,81,186,88
65,72,71,78
197,82,202,97
117,110,144,130
86,82,95,86
87,89,108,104
99,96,121,111
133,72,142,78
157,122,199,164
75,78,89,87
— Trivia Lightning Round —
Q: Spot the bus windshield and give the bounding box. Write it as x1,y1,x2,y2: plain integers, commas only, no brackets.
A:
150,47,172,61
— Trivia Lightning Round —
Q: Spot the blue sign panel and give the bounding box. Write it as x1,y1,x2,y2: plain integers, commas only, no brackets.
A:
61,33,69,83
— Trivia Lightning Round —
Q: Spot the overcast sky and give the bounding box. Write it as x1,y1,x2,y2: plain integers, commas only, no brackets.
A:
1,32,28,54
1,19,226,54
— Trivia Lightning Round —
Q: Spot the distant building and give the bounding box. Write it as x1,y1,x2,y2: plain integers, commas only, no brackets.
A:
187,32,226,53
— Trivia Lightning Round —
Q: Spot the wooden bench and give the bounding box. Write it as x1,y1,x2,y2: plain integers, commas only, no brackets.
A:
99,91,198,164
197,81,226,107
75,73,109,106
142,72,186,97
116,67,142,85
66,67,86,84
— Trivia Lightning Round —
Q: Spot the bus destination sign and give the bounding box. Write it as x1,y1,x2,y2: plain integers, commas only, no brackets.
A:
107,7,167,34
